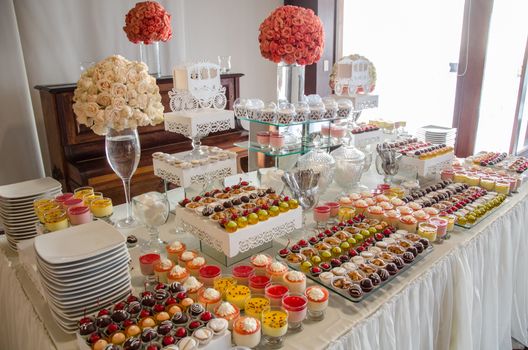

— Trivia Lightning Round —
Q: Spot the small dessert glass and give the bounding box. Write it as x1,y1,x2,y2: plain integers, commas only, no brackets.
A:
248,274,271,295
44,208,69,232
305,286,329,321
256,131,270,148
261,306,289,349
313,205,331,229
269,133,285,154
324,202,340,223
73,186,94,199
265,284,289,308
281,293,307,332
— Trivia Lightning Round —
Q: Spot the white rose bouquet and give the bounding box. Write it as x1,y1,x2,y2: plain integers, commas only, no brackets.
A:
73,55,164,135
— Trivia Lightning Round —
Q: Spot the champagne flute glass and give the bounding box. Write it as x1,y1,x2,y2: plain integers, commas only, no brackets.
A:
105,128,140,228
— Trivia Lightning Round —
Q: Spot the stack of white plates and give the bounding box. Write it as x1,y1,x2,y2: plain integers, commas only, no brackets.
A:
0,177,62,251
34,220,131,333
417,125,457,146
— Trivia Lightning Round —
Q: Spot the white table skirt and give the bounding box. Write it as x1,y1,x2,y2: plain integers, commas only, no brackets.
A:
1,184,528,350
327,191,528,350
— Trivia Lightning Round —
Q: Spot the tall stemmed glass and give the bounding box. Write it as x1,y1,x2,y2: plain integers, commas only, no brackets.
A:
105,128,140,228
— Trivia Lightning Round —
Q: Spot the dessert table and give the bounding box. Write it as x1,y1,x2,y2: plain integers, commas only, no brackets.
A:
1,174,528,350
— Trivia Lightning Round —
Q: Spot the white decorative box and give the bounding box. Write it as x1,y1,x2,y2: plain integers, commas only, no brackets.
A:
176,206,302,257
164,109,234,138
153,156,237,188
329,94,379,111
349,128,384,147
400,152,455,177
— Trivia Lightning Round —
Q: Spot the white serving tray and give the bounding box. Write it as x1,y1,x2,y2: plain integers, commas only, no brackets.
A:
349,128,384,147
400,152,455,177
164,109,235,138
176,206,302,257
153,156,237,188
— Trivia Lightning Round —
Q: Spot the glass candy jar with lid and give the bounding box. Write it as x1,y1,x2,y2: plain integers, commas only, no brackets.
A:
330,138,366,193
297,148,336,192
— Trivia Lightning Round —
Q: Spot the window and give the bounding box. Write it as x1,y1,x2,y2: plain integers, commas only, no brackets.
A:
341,0,465,135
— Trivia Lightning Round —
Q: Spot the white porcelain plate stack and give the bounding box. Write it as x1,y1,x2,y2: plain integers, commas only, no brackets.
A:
417,125,457,147
0,177,62,251
34,220,131,333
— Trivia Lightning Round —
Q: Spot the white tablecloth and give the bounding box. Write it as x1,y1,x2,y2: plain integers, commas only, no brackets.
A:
1,183,528,350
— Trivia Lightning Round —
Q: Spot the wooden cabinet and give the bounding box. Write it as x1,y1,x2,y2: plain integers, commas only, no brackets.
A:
35,74,247,204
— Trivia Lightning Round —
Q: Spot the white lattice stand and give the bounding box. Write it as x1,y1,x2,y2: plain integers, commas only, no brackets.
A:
176,207,302,257
400,152,455,177
153,155,237,188
164,109,235,138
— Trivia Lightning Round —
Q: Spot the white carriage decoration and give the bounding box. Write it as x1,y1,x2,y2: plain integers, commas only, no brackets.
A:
170,62,227,112
331,55,376,97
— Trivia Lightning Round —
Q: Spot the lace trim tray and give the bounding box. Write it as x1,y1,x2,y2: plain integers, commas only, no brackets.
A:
176,207,302,257
153,156,237,188
400,152,455,177
164,109,235,138
349,128,384,147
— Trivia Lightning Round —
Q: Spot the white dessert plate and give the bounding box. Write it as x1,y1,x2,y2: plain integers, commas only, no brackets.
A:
0,189,62,204
0,206,38,215
0,177,61,199
37,248,129,276
37,244,126,268
34,220,125,264
44,272,130,302
41,264,131,297
36,251,129,282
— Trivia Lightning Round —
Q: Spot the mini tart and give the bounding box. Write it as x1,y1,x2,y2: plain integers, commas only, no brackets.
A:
305,286,329,303
396,206,414,215
167,265,189,283
179,251,198,266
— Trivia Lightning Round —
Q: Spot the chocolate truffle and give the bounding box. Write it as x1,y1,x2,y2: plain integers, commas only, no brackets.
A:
386,263,398,275
406,246,418,258
414,242,424,254
378,269,390,281
418,238,429,249
369,272,381,286
188,303,205,317
123,337,142,350
157,320,173,335
393,256,405,269
141,328,157,342
172,312,189,325
348,284,364,299
360,278,374,292
402,251,415,264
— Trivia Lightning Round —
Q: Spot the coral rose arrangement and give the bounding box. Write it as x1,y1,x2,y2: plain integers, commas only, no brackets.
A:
123,1,172,44
258,5,324,66
72,55,164,136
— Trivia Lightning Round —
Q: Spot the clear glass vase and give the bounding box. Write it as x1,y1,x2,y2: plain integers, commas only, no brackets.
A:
296,148,335,192
105,128,140,228
277,62,305,104
139,41,160,76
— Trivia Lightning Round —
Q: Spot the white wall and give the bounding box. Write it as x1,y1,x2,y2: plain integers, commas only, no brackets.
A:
182,0,280,101
1,0,280,183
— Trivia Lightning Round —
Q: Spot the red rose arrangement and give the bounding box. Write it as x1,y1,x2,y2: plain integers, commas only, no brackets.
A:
123,1,172,44
258,5,324,66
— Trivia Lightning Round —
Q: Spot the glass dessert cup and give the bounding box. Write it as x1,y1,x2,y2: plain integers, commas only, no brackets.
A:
262,306,289,349
132,192,170,255
281,293,307,332
233,316,262,348
313,205,331,229
138,252,161,291
305,286,329,321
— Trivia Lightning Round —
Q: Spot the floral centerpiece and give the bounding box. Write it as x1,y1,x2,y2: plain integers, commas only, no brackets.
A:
123,1,172,76
123,1,172,44
72,55,164,135
258,5,324,66
72,55,164,228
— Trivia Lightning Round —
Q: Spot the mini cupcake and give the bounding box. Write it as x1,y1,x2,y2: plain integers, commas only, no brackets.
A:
339,196,354,208
167,265,189,284
399,215,418,233
186,257,206,277
383,209,401,227
214,302,240,330
154,258,174,283
178,251,198,267
407,202,423,211
364,198,376,206
361,191,374,199
390,197,406,207
378,201,394,211
265,261,289,284
374,194,390,203
366,206,384,221
183,276,203,300
348,193,362,201
197,287,222,312
354,200,368,215
412,210,430,224
396,206,414,216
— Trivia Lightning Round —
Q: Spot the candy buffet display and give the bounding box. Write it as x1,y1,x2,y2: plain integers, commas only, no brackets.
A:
276,215,432,302
176,186,302,257
467,152,528,174
152,148,237,188
34,187,113,233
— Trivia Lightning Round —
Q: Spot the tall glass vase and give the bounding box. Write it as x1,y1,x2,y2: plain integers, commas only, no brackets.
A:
277,62,305,104
105,128,141,228
139,41,161,76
